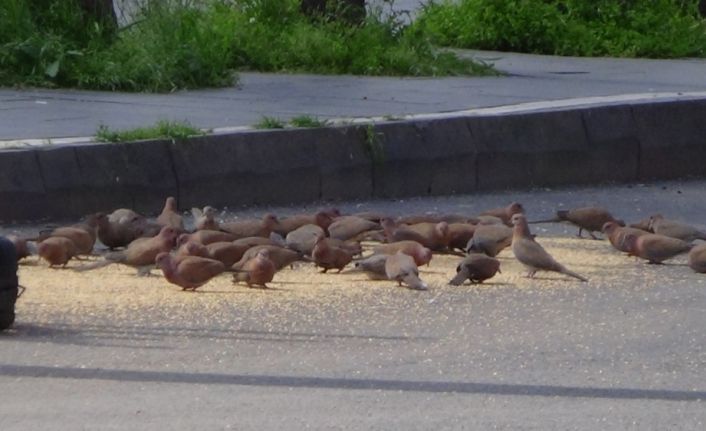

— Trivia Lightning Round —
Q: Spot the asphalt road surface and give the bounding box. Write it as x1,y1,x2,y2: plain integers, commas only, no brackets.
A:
1,179,705,430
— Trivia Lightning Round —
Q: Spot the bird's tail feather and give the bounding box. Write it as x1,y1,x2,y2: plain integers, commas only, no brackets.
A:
448,268,468,286
561,267,588,282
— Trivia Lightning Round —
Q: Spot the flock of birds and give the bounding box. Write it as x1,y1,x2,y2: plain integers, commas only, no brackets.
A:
4,196,706,291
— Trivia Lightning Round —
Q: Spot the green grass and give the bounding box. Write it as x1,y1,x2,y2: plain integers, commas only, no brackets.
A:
253,116,286,129
95,120,203,143
289,115,330,128
415,0,706,58
0,0,493,92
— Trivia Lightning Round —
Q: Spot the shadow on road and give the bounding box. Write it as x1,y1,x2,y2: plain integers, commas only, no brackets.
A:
0,364,703,402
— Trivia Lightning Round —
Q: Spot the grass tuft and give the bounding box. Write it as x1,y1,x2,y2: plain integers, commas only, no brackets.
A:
253,116,286,129
95,120,203,143
289,115,330,128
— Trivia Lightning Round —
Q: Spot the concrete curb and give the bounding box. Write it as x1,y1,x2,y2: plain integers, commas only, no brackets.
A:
1,96,705,222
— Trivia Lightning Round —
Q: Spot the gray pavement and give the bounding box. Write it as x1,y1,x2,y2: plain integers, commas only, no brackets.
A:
1,50,705,141
2,179,706,429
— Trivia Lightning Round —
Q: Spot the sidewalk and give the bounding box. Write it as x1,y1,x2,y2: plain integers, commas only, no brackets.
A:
1,50,705,142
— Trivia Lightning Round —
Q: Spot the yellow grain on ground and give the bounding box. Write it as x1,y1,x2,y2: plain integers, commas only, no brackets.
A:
13,236,666,330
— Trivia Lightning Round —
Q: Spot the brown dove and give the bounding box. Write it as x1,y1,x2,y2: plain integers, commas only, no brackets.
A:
480,202,524,226
602,221,649,253
37,226,94,256
232,245,302,271
511,214,588,282
447,223,477,251
232,236,280,249
372,241,432,266
276,211,334,236
178,241,248,267
327,216,381,241
177,230,238,246
465,224,513,257
449,253,501,285
37,236,77,267
352,211,388,223
688,243,706,273
532,207,623,239
70,213,101,245
76,226,178,274
108,208,143,225
396,214,474,225
312,237,353,273
96,212,146,249
191,206,220,231
220,213,280,238
648,215,706,242
622,233,693,264
156,196,184,231
155,252,225,291
629,217,653,232
381,218,450,251
232,249,276,288
385,251,428,290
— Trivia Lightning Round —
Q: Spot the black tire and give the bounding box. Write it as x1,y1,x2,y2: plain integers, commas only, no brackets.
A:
0,237,19,331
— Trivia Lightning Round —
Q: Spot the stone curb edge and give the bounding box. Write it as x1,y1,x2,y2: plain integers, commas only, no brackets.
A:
1,96,705,222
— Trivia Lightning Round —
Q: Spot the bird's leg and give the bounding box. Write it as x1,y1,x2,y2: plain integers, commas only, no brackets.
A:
588,231,599,240
577,228,584,238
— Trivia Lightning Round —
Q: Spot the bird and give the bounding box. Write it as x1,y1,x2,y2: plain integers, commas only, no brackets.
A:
37,236,77,267
381,218,450,251
312,236,353,273
480,202,524,226
446,223,477,251
232,245,303,271
177,230,238,246
36,226,95,256
622,233,693,264
275,211,334,236
531,207,623,239
108,208,144,225
285,224,325,255
232,236,281,249
465,224,513,257
346,254,389,280
647,215,706,242
327,216,381,241
602,221,649,253
220,213,280,238
371,241,432,266
688,243,706,273
449,253,501,285
191,206,220,231
511,214,588,282
155,252,225,291
156,196,184,232
385,251,428,290
75,226,179,275
232,249,276,288
96,211,149,249
177,241,249,267
396,213,474,225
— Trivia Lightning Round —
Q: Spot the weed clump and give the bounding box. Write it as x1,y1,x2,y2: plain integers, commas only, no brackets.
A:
415,0,706,58
0,0,491,92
